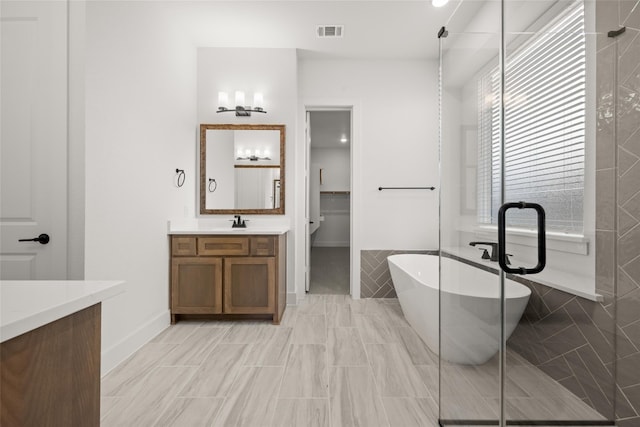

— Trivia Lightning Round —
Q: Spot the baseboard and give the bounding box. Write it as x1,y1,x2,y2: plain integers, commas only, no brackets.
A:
312,241,349,247
100,309,171,377
287,292,298,305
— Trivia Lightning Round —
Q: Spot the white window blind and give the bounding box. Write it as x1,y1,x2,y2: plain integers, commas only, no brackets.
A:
478,1,586,233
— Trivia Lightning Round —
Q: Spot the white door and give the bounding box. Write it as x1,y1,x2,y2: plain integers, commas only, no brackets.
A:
309,163,320,235
0,0,68,279
304,111,311,292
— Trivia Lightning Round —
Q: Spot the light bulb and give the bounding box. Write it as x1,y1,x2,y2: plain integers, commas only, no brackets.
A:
235,91,245,107
237,149,244,158
218,92,229,110
432,0,449,7
255,149,262,157
253,92,264,109
245,149,251,157
264,149,271,158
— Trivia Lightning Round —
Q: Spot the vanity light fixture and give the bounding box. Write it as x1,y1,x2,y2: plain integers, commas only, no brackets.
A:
236,148,271,162
432,0,449,6
217,91,267,116
340,136,348,144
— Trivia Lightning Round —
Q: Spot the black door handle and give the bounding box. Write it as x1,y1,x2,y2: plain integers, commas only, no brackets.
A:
498,202,545,275
18,233,50,245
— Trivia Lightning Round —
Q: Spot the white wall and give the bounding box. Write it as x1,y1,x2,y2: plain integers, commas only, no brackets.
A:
311,147,350,247
312,148,350,191
299,59,439,246
298,59,440,298
85,1,197,374
197,47,298,298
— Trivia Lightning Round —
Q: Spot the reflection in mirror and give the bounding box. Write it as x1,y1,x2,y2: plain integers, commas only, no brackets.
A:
200,124,285,214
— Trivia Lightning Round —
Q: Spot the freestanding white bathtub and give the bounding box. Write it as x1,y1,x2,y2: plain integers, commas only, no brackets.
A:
388,254,531,365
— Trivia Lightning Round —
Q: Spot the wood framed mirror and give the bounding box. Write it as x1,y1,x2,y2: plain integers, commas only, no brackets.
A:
200,124,285,215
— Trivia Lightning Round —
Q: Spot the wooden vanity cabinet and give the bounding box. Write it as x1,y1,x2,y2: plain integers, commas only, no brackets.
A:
170,234,286,324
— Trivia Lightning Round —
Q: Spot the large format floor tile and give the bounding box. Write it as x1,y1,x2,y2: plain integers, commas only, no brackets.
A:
100,295,608,426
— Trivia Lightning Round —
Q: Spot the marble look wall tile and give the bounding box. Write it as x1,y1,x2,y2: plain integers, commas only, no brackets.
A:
616,384,638,419
596,168,616,231
619,225,640,267
619,266,640,298
596,44,616,170
360,250,434,298
619,146,640,176
597,230,616,295
620,208,638,236
617,88,640,156
620,0,640,26
617,288,640,327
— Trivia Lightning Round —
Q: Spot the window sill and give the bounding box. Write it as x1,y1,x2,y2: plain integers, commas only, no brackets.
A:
472,225,590,255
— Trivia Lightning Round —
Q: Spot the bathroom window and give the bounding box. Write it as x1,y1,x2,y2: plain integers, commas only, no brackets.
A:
477,1,586,234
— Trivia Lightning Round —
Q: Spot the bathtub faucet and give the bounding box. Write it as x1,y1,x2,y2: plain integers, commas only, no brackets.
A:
469,241,498,262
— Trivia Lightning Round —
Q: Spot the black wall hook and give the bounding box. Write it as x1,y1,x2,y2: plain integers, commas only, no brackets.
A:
175,169,185,187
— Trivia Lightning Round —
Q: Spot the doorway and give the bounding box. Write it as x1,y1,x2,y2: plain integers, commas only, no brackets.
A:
306,110,351,295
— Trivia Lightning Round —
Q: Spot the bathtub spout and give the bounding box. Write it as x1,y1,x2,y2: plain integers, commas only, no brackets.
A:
469,241,498,262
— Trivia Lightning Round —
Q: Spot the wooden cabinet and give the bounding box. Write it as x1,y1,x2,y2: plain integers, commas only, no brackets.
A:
170,234,286,324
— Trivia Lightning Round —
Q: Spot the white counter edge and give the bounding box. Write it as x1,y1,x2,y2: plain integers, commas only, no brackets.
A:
1,280,126,343
168,228,289,235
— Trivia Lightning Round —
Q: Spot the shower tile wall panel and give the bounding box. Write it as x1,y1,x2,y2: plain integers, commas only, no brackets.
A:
595,1,640,425
360,250,436,298
507,283,616,419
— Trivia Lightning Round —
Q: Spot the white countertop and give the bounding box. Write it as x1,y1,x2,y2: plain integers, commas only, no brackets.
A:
1,280,125,343
168,219,290,235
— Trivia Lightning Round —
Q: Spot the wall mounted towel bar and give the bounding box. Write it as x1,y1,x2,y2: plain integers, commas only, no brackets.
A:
378,186,436,191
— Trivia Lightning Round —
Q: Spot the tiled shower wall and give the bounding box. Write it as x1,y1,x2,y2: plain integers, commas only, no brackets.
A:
507,280,617,418
360,250,436,298
596,1,640,425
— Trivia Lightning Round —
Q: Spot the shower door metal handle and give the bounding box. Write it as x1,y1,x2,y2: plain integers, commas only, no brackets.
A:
498,202,546,275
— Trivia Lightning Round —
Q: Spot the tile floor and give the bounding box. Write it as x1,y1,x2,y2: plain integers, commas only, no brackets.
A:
100,295,606,426
309,247,350,295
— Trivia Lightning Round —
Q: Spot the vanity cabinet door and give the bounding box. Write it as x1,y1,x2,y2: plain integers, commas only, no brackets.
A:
223,257,276,314
171,257,223,314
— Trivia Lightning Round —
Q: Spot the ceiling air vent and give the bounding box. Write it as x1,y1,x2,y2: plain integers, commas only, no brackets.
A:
317,25,344,38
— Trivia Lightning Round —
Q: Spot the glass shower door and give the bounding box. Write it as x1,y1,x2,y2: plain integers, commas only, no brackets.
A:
438,2,504,423
439,0,616,425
